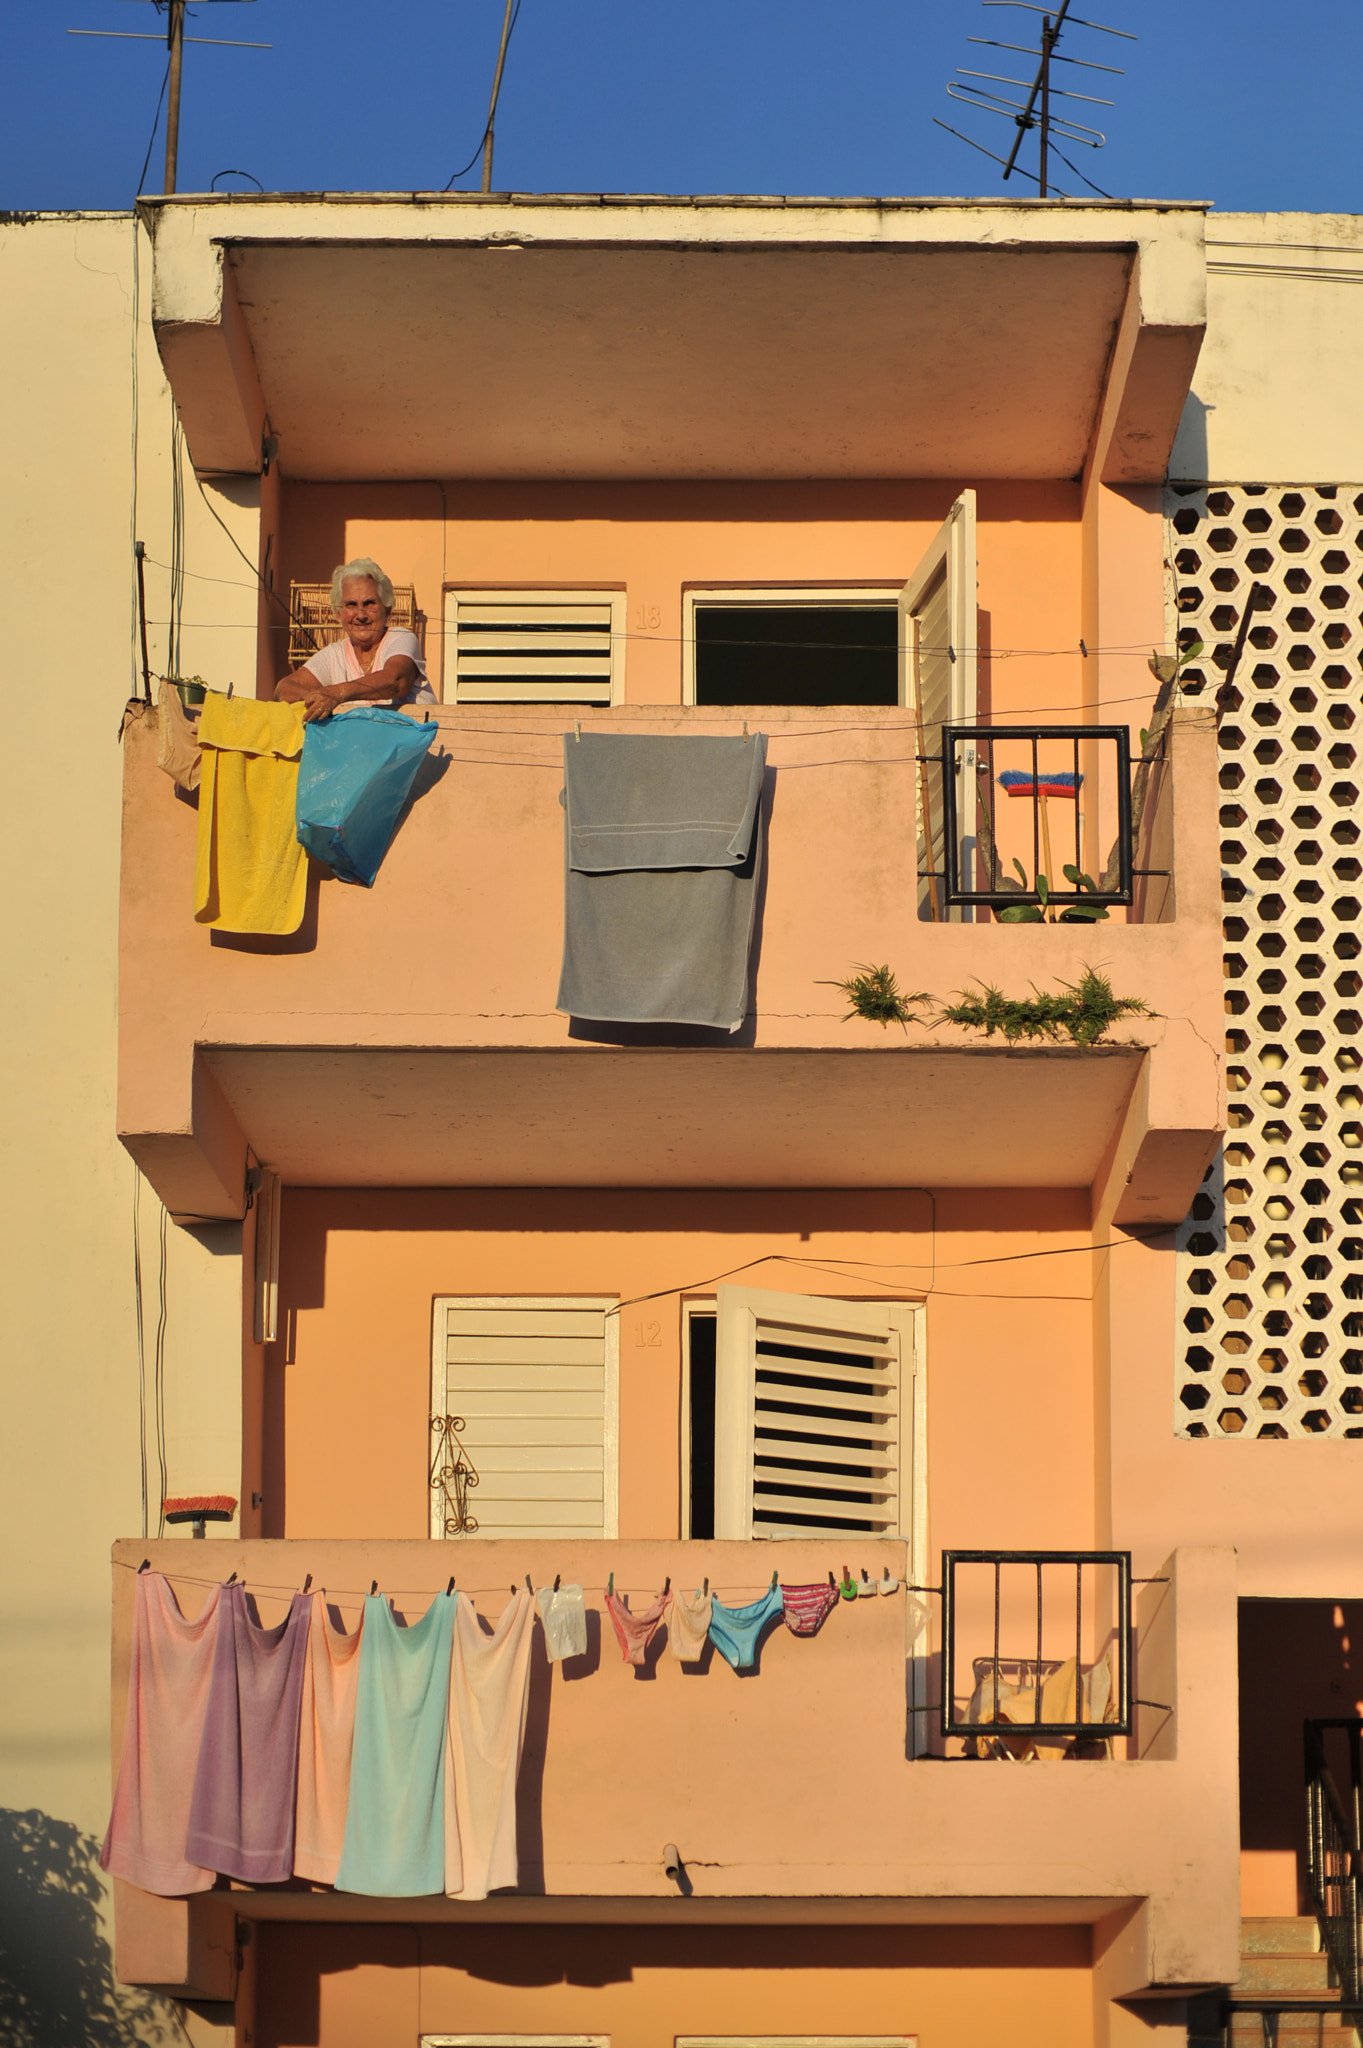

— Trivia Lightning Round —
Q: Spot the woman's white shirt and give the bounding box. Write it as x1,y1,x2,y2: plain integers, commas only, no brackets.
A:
302,627,435,704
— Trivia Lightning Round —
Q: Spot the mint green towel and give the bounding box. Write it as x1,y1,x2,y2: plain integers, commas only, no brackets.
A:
334,1591,456,1896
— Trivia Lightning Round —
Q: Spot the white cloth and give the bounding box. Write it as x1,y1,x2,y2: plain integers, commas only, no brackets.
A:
535,1583,587,1661
443,1591,536,1900
667,1587,713,1663
303,627,434,705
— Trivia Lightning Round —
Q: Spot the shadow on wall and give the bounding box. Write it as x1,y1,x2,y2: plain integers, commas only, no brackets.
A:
0,1807,178,2047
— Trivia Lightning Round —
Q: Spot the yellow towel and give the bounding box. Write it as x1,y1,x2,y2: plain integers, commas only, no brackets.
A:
194,695,308,936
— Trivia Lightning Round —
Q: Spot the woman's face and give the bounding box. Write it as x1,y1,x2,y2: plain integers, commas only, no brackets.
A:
340,577,389,651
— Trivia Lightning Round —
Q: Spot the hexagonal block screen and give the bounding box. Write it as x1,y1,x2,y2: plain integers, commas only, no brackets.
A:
1172,482,1363,1439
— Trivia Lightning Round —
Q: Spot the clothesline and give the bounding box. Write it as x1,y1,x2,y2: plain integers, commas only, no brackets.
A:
113,1558,901,1606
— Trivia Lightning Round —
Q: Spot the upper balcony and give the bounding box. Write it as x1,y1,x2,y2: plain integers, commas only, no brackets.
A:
117,702,1222,1225
109,1539,1236,2000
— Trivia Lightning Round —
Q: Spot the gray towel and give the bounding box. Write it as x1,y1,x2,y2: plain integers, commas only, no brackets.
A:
557,732,768,1030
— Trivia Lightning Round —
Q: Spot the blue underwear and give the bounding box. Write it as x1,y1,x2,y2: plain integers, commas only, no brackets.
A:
707,1584,784,1670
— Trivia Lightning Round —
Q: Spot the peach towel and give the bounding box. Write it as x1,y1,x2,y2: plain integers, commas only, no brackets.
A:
667,1586,713,1663
100,1572,222,1896
444,1591,536,1901
294,1592,364,1884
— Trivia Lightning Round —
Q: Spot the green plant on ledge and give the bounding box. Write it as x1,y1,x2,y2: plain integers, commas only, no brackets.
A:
939,967,1150,1048
822,964,931,1029
994,860,1111,925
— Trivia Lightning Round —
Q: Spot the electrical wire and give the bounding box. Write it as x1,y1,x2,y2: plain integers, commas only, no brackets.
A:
132,1168,149,1541
1049,142,1113,200
167,416,187,678
135,61,171,199
128,222,142,702
154,1199,169,1538
442,0,524,191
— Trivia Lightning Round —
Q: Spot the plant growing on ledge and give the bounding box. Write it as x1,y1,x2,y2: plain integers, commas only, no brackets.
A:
822,963,930,1029
939,967,1150,1049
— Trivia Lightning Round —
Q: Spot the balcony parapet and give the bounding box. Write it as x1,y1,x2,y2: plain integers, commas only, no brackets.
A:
110,1539,1237,1999
116,704,1222,1221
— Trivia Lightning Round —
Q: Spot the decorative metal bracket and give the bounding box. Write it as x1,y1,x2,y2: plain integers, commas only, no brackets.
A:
429,1414,480,1537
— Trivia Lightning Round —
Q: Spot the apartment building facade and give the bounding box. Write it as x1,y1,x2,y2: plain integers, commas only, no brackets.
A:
3,192,1363,2048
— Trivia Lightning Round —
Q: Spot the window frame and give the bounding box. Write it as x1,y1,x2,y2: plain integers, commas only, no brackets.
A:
681,584,905,706
429,1294,620,1541
441,586,627,707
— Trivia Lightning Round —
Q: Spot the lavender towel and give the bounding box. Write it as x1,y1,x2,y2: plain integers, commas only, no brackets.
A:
185,1582,311,1882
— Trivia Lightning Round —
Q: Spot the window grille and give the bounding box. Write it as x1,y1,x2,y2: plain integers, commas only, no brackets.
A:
443,590,624,705
287,580,423,669
1170,485,1363,1438
429,1297,618,1538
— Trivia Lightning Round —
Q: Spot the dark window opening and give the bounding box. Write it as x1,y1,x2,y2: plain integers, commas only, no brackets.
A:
694,605,898,706
687,1312,716,1539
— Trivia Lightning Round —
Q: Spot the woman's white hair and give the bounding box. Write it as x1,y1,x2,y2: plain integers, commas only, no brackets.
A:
330,557,395,610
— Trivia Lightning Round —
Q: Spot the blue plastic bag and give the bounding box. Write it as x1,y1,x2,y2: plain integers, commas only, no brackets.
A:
295,707,438,887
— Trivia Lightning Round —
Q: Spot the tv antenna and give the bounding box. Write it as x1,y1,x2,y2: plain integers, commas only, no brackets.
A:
68,1,270,195
935,0,1134,200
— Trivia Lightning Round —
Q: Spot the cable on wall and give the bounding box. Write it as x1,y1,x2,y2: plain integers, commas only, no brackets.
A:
132,1167,149,1541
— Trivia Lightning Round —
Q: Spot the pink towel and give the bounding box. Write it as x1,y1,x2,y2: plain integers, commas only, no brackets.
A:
444,1591,536,1901
294,1592,364,1884
100,1572,222,1896
604,1589,668,1666
782,1583,839,1636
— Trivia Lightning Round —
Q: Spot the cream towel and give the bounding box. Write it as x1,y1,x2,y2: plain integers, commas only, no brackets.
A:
444,1591,536,1900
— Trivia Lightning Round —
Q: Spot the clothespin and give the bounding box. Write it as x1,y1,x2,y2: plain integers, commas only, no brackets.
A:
828,1570,836,1589
553,1574,561,1593
574,720,582,742
446,1577,456,1596
703,1576,709,1597
839,1565,857,1601
525,1574,534,1595
742,719,750,743
770,1570,779,1592
663,1576,671,1596
226,1572,237,1586
302,1573,312,1595
137,1558,151,1574
370,1580,378,1596
1080,639,1089,659
608,1571,615,1596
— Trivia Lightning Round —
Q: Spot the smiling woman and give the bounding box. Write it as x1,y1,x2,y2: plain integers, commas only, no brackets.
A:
275,556,435,721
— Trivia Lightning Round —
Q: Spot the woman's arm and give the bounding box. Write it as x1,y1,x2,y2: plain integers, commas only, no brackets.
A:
275,655,418,721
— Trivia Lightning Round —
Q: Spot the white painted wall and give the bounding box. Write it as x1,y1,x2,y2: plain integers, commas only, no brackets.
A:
1171,211,1363,483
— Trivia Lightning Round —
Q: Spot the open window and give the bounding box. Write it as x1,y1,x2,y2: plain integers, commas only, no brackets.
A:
429,1296,619,1540
898,490,978,919
684,587,901,706
443,590,626,705
696,1286,922,1543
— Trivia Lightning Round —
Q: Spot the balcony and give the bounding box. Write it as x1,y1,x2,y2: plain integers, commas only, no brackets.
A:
117,704,1221,1224
110,1539,1237,2000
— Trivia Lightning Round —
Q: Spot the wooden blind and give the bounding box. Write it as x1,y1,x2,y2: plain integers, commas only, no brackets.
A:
444,591,623,705
714,1287,913,1541
431,1297,618,1540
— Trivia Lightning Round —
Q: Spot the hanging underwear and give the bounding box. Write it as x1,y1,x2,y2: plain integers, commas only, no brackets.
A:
667,1587,713,1663
708,1584,784,1671
781,1582,839,1637
604,1589,668,1666
535,1584,587,1662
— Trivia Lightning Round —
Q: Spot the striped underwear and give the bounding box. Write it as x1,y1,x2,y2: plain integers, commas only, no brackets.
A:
780,1583,839,1636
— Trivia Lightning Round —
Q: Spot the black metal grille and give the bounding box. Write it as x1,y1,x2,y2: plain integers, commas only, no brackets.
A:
941,1548,1132,1741
940,724,1133,909
1306,1717,1363,2005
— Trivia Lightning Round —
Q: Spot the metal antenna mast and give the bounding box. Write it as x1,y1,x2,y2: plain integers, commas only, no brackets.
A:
935,0,1134,200
68,0,270,195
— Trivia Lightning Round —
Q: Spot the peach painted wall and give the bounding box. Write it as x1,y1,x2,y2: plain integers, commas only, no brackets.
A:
250,1921,1094,2048
274,478,1088,725
268,1186,1096,1552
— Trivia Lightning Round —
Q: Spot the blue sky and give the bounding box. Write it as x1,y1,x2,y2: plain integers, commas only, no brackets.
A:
3,0,1360,215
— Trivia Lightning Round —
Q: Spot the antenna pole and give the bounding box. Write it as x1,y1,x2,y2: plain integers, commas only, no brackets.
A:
481,0,516,194
1039,12,1052,198
163,0,185,195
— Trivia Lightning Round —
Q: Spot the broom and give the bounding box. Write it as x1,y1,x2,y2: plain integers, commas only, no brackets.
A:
998,768,1082,897
163,1494,237,1538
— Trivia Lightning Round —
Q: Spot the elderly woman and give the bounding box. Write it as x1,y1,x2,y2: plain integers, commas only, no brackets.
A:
275,558,435,721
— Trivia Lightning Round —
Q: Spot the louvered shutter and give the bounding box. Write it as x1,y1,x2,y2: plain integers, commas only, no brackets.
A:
430,1297,618,1539
898,491,977,919
713,1287,915,1541
443,591,624,705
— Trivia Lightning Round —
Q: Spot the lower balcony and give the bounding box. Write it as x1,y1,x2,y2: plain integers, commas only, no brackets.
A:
109,1539,1238,2002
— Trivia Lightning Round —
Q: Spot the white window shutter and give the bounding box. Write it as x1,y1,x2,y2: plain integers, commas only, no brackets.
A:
898,490,978,919
430,1297,619,1539
443,591,624,705
713,1287,915,1541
